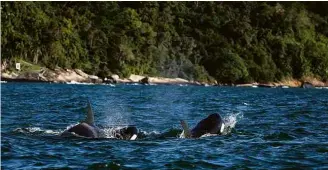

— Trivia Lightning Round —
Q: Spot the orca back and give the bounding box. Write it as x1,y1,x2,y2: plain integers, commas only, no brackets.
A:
67,123,98,138
191,113,223,138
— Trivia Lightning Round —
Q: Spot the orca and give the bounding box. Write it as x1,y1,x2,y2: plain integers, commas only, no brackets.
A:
112,126,138,140
180,113,225,138
61,101,138,140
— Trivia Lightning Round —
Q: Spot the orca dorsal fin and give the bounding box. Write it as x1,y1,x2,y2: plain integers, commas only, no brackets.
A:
180,120,192,138
84,100,95,126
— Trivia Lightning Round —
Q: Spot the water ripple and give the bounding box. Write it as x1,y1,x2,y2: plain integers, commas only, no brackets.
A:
1,83,328,169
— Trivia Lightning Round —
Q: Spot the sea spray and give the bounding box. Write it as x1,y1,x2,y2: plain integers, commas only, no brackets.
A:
222,111,243,135
100,99,132,126
101,127,125,139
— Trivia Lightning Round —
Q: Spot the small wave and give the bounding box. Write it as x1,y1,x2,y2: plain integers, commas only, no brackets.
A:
138,129,182,139
14,127,42,133
105,83,116,87
200,133,219,138
13,127,61,135
127,83,141,86
263,132,296,141
66,81,95,85
166,160,224,169
139,130,161,136
15,124,175,140
145,83,157,86
101,127,180,140
88,162,121,169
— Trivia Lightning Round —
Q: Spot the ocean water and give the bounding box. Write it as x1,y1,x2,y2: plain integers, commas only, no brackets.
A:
1,83,328,169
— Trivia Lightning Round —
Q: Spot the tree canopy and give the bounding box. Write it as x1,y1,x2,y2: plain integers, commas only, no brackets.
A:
2,2,328,83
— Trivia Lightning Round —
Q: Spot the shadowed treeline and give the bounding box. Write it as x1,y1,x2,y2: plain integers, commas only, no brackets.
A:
2,2,328,84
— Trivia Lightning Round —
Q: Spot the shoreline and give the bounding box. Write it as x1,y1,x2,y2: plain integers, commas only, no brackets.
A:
2,77,328,89
1,68,328,88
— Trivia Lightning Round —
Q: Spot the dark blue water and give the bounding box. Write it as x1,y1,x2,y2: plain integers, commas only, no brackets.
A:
1,83,328,169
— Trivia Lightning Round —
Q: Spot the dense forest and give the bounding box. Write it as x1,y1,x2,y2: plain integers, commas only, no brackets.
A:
2,2,328,84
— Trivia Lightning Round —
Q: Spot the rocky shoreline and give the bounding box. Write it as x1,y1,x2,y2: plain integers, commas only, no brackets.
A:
1,67,328,88
0,68,208,86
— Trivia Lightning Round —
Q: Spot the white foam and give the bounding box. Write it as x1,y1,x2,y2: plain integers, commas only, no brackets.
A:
66,81,94,85
44,129,61,135
13,127,42,133
101,127,124,139
140,130,160,136
105,84,116,87
200,133,218,138
178,84,188,87
14,127,61,135
145,83,157,86
101,126,140,139
28,127,42,132
128,83,140,86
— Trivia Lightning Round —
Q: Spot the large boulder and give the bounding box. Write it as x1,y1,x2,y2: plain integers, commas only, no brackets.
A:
140,77,150,84
58,69,84,82
138,76,191,84
111,74,119,81
104,74,120,84
45,68,89,83
301,82,314,88
88,75,99,80
129,74,145,83
88,75,102,83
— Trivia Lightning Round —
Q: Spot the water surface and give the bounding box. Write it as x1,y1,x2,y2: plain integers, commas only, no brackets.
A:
1,83,328,169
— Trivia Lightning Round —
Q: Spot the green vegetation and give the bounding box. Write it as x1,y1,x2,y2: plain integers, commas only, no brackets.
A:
18,60,42,73
2,2,328,83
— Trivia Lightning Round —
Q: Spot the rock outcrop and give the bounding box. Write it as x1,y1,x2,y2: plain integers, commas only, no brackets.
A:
128,74,145,82
103,74,119,84
1,68,102,83
140,77,150,84
6,66,326,88
301,82,314,88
